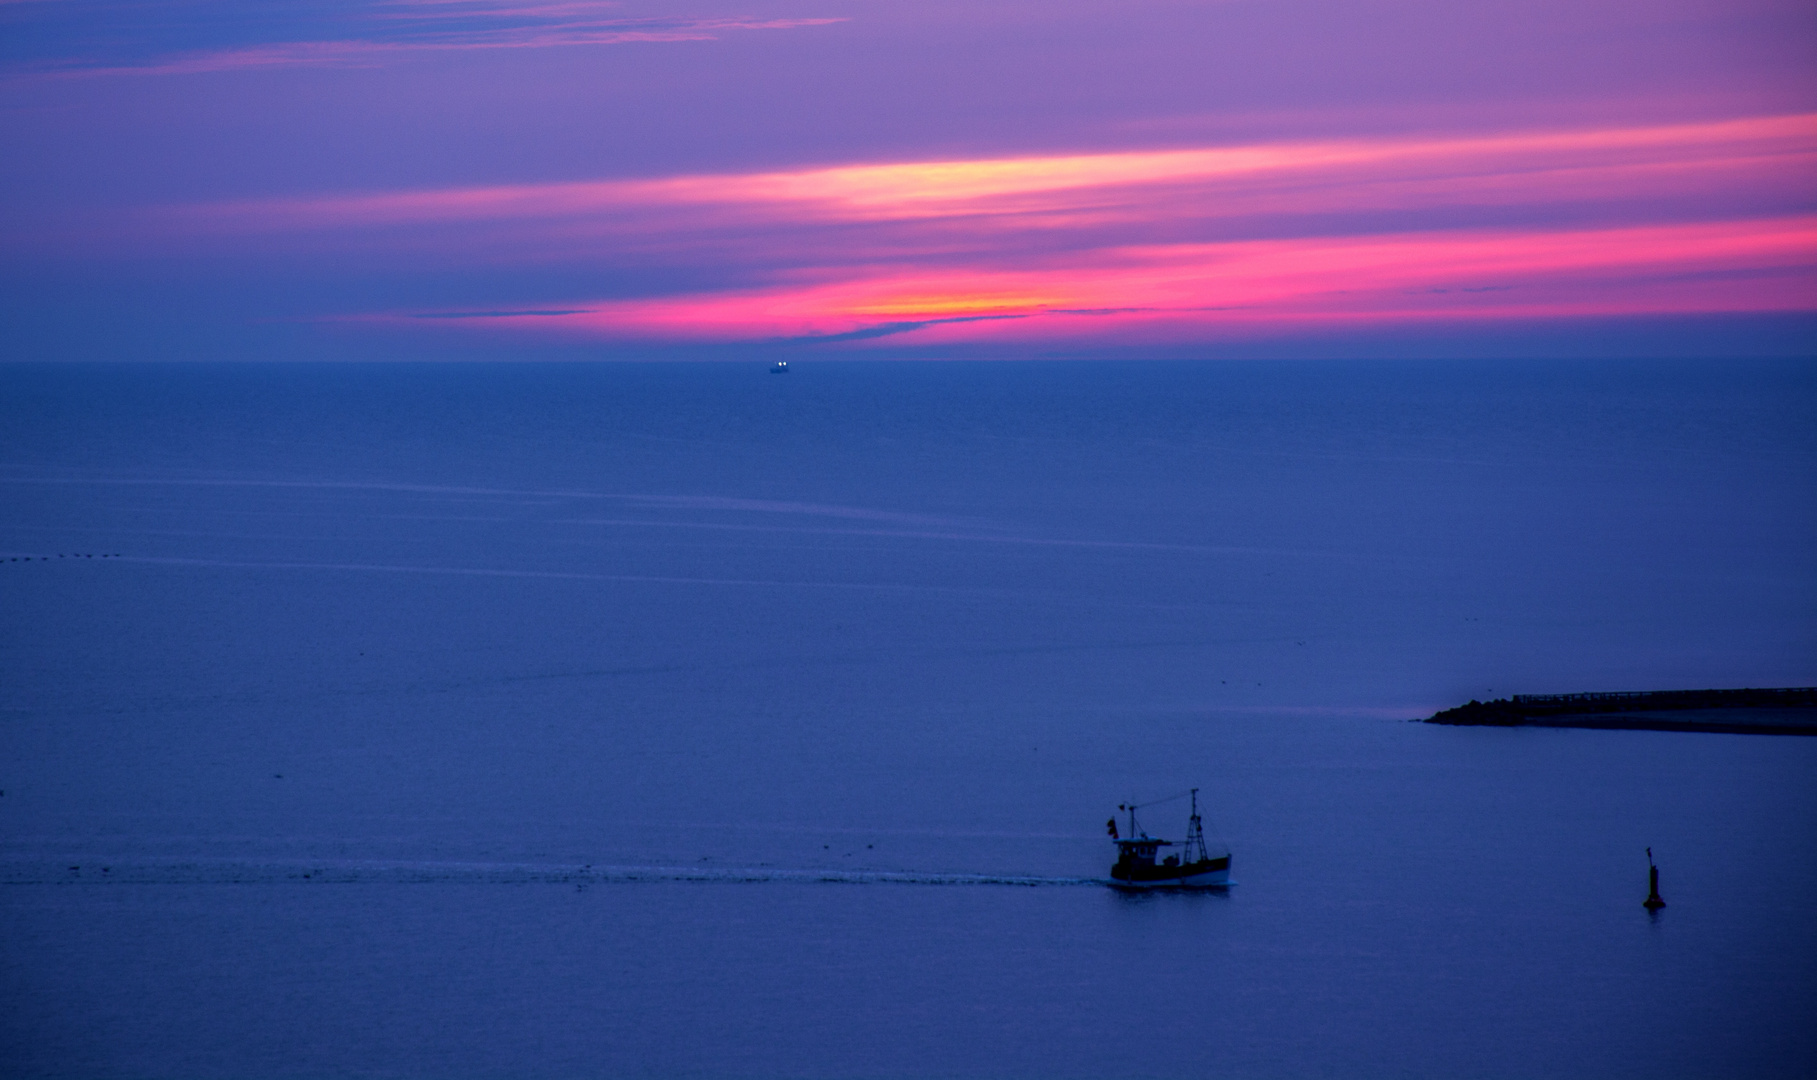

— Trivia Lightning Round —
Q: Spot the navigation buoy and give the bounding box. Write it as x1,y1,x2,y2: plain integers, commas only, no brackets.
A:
1644,847,1666,909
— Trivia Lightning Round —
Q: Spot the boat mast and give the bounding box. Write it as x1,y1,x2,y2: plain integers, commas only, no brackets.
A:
1186,787,1207,863
1119,801,1141,839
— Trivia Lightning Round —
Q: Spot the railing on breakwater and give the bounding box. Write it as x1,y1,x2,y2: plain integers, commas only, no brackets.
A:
1508,687,1817,713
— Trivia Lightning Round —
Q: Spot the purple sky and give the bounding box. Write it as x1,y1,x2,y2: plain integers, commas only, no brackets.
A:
2,0,1813,360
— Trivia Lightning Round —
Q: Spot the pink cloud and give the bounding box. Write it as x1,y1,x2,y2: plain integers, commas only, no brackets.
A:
369,216,1817,344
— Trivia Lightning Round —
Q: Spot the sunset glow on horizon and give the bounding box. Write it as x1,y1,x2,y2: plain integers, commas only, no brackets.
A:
357,215,1816,345
3,0,1813,358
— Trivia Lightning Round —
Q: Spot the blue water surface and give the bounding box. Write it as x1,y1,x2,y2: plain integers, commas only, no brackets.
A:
1,358,1813,1078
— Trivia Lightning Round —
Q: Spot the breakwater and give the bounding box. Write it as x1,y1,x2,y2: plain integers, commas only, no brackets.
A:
1423,687,1817,735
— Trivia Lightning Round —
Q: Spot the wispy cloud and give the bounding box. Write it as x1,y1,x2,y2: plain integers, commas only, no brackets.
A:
7,1,843,78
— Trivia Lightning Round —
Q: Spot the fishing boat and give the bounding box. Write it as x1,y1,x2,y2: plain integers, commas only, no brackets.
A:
1107,788,1231,889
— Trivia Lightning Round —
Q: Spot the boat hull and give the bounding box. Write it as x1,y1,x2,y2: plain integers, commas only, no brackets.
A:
1108,857,1230,890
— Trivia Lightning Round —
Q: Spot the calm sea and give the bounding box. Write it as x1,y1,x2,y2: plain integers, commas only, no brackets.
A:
2,359,1814,1078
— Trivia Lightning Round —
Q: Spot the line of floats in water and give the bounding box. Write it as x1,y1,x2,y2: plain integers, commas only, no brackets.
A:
4,553,122,562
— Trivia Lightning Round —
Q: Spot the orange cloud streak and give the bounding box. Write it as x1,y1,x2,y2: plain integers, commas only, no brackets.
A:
187,113,1816,232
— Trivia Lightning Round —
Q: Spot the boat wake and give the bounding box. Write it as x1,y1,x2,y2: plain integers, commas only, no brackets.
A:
0,859,1106,888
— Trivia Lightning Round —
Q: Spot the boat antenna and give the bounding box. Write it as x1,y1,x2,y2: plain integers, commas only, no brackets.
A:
1126,789,1194,811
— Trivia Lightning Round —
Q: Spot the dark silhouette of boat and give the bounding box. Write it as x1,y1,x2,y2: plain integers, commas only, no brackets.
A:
770,361,789,374
1107,788,1230,889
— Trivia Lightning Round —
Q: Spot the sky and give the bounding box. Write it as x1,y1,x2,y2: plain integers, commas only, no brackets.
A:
1,0,1813,360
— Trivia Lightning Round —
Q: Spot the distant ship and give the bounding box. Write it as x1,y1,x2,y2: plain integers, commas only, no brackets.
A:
770,361,789,374
1107,788,1230,888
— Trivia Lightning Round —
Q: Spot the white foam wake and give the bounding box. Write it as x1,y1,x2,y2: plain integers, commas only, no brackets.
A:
0,858,1106,888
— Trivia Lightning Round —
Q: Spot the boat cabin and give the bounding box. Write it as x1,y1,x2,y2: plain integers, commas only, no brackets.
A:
1113,838,1180,871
